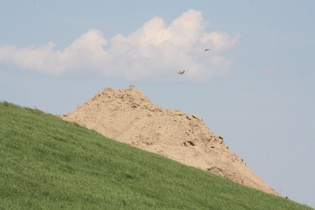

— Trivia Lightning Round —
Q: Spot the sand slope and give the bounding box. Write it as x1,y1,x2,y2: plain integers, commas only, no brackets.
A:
61,85,279,196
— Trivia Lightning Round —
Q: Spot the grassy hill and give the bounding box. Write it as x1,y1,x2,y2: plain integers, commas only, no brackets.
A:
0,101,312,209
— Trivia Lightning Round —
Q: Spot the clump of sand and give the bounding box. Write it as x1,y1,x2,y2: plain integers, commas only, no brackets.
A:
61,85,279,196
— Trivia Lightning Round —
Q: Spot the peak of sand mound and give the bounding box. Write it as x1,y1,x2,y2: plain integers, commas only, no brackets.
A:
62,85,279,196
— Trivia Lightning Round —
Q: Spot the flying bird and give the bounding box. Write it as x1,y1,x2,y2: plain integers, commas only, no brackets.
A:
178,70,185,75
204,48,210,51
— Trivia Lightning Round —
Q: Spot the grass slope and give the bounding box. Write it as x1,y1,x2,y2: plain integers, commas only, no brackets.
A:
0,101,312,210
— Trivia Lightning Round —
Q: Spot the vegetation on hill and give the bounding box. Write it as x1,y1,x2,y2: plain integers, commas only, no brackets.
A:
0,101,312,209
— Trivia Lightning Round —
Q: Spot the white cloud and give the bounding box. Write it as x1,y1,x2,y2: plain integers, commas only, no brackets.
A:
0,9,240,81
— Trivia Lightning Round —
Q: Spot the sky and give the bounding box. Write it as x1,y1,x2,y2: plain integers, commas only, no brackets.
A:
1,0,314,207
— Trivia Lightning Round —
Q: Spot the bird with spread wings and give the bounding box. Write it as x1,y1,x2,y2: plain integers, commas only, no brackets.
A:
178,70,185,75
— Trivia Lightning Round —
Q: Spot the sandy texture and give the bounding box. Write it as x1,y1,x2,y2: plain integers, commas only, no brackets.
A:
61,85,279,196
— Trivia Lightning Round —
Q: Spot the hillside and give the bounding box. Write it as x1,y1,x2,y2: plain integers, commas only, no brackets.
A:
61,85,277,195
0,101,313,209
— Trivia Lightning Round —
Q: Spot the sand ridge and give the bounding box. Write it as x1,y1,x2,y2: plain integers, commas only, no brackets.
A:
61,85,279,196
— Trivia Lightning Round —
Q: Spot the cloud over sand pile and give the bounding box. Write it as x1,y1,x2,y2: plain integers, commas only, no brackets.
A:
0,10,239,81
61,85,279,196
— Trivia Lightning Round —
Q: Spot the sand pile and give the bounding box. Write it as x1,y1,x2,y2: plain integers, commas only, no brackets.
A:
61,85,279,196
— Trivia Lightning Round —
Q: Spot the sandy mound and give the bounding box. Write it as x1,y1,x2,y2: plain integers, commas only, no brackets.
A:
61,85,279,196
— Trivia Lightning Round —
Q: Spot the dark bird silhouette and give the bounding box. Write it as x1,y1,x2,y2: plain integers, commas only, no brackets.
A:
204,48,210,51
178,70,185,75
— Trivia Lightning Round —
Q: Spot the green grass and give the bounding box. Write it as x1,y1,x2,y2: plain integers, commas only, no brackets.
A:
0,101,313,210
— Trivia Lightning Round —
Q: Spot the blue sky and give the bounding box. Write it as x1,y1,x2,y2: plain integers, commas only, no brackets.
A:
1,0,314,207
